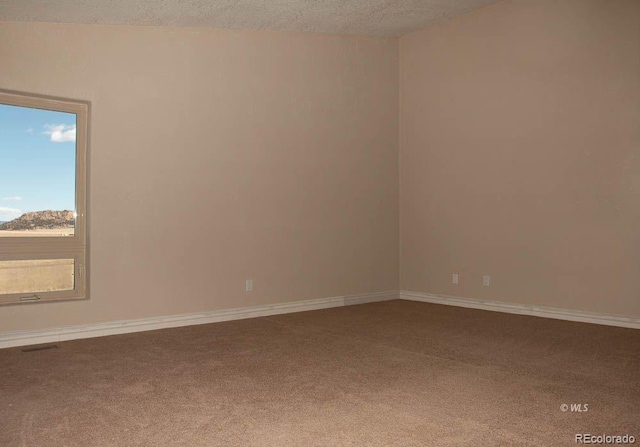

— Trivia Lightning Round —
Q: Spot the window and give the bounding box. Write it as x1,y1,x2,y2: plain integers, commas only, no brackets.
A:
0,90,89,304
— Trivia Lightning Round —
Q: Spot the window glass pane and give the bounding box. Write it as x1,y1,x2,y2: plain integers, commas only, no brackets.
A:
0,104,77,237
0,259,75,295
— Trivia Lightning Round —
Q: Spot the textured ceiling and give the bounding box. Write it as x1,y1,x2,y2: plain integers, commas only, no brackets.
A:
0,0,503,37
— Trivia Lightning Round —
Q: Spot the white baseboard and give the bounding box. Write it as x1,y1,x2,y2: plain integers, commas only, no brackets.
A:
4,289,636,349
0,290,399,349
400,290,640,330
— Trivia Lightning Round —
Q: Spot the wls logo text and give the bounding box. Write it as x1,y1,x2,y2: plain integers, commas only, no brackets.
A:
560,403,589,412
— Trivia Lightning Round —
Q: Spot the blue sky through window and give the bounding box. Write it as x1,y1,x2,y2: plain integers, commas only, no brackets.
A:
0,104,76,222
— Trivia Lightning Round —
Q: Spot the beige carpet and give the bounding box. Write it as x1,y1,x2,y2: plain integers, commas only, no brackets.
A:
1,300,638,446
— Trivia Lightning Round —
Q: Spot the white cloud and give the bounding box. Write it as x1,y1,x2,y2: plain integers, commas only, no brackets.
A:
26,128,34,134
2,196,23,201
43,124,76,143
0,207,23,221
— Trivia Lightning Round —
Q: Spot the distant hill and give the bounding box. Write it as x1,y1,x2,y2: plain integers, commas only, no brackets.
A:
0,210,74,231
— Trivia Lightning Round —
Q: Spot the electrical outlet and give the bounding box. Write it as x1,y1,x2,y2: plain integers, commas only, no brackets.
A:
483,275,490,286
245,279,253,292
452,273,459,285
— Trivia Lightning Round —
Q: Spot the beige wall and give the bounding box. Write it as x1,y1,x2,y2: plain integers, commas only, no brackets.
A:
0,22,399,331
2,0,638,334
400,0,640,317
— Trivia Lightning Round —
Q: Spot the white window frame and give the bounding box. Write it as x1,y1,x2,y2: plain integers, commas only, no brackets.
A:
0,89,89,305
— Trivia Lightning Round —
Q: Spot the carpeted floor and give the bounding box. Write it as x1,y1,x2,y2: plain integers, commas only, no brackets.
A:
1,300,638,446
